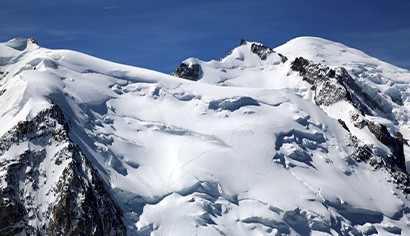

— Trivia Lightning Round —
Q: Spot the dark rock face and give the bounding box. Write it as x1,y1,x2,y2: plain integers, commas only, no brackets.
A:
250,43,274,60
0,105,126,235
171,62,203,81
0,188,25,235
290,57,394,120
290,57,347,106
337,119,350,132
350,134,409,192
47,145,126,235
29,37,38,45
291,57,336,84
365,120,406,172
238,40,287,62
315,80,347,106
352,144,373,162
278,53,288,63
239,39,247,46
290,57,311,76
335,68,393,119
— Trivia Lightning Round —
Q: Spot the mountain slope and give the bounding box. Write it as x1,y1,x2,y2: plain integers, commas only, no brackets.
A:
0,37,409,235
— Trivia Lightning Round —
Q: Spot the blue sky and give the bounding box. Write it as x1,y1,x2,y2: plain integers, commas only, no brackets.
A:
1,0,409,73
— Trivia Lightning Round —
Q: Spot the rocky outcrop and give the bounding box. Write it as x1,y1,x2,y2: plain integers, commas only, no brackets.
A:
171,62,203,81
0,105,126,235
365,120,406,172
239,40,287,62
349,134,410,193
337,119,350,132
278,53,288,63
250,43,275,60
29,37,38,45
290,57,347,106
290,57,311,76
291,57,336,84
290,57,394,119
315,80,347,106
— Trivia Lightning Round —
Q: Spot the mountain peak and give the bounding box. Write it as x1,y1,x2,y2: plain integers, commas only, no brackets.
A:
287,36,337,44
1,37,410,235
171,39,290,83
5,37,39,51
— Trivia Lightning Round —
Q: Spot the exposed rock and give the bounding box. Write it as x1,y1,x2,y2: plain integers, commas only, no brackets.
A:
289,57,407,180
0,105,126,235
290,57,347,106
239,39,247,46
349,111,364,128
291,57,336,84
315,79,347,106
29,38,38,45
389,170,409,191
290,57,310,76
289,55,409,194
290,57,393,120
353,145,373,162
349,128,409,193
0,188,25,235
336,67,393,119
278,53,288,63
0,71,8,80
171,62,203,81
365,120,406,172
337,119,350,132
250,43,274,60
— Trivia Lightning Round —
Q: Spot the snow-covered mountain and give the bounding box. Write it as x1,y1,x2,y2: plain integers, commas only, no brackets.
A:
0,36,409,235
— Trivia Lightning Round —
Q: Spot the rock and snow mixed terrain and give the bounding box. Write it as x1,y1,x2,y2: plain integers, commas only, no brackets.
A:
0,36,409,235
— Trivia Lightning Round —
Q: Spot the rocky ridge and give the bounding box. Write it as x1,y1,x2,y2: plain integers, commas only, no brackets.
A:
0,104,126,235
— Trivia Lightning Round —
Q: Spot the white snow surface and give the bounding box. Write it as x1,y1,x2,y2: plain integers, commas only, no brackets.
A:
0,37,410,235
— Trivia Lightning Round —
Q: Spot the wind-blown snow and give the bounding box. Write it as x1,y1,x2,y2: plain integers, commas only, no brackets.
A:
0,37,409,235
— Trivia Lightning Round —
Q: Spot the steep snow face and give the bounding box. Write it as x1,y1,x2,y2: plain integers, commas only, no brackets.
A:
0,37,410,235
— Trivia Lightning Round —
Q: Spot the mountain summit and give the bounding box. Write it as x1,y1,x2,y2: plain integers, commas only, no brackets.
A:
0,37,409,235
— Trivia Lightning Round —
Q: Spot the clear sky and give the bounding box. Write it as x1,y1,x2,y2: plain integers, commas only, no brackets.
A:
1,0,409,73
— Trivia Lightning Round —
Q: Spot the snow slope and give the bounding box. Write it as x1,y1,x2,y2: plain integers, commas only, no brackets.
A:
0,37,409,235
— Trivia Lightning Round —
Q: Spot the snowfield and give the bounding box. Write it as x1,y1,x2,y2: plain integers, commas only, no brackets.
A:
0,37,410,235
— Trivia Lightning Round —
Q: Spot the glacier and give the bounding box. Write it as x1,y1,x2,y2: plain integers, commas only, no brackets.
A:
0,37,409,235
